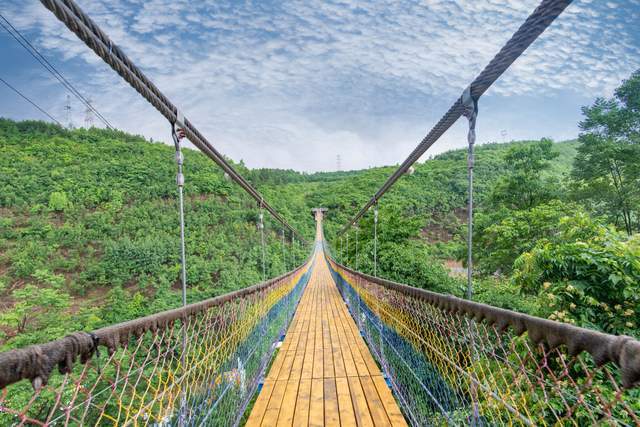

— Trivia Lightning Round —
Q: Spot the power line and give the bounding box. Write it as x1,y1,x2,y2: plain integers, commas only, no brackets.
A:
0,12,114,129
0,76,62,126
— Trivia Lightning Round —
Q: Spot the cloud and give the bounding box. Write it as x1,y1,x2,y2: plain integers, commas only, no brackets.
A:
1,0,639,171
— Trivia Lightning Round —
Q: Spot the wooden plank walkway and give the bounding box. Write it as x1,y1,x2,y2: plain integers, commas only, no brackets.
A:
246,215,407,426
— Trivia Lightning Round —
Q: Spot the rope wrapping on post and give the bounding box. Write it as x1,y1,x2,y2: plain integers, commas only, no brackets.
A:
338,0,573,235
39,0,307,245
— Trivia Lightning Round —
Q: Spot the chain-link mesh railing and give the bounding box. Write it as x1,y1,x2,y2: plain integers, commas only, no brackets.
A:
0,263,312,426
327,257,640,426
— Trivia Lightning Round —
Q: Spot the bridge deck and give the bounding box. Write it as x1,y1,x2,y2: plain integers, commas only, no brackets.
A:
246,249,407,426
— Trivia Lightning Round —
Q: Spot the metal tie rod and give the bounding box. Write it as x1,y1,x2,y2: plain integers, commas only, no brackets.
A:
40,0,307,245
338,0,572,235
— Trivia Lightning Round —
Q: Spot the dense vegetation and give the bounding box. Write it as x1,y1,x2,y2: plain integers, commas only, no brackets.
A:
0,71,638,353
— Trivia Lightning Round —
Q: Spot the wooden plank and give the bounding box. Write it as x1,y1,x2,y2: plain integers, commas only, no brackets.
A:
261,379,288,426
290,350,305,380
347,376,375,427
372,376,408,427
293,378,312,427
266,350,286,381
277,351,296,381
324,378,341,426
360,375,392,427
309,378,324,427
245,380,275,427
277,378,300,426
335,377,357,427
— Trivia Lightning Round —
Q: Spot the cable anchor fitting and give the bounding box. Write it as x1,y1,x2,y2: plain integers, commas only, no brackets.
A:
461,86,478,170
171,110,187,187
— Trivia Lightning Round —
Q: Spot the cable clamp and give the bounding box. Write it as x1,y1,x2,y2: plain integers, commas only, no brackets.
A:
174,109,186,140
461,85,478,170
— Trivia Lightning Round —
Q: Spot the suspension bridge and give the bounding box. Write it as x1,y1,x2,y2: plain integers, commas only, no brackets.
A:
1,0,640,425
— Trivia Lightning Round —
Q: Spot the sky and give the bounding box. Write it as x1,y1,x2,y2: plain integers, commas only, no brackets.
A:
0,0,639,172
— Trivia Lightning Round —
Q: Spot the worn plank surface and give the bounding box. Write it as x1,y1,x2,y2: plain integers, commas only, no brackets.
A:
246,215,407,427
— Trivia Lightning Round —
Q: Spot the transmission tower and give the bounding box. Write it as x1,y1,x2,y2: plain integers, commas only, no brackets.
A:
336,154,341,171
84,97,94,128
500,129,507,143
64,94,73,129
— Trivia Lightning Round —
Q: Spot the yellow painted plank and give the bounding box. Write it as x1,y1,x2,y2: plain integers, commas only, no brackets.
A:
324,378,341,426
293,378,312,427
360,375,392,427
277,351,296,381
277,378,300,426
245,380,275,427
309,378,324,427
336,377,357,427
261,379,288,426
347,376,375,427
372,376,408,427
290,350,305,380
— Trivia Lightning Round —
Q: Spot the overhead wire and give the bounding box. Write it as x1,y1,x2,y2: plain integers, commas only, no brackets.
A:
0,12,114,129
0,76,62,126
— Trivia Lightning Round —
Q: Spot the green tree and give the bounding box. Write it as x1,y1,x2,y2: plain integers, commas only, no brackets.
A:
488,138,560,210
0,284,72,348
572,70,640,235
512,213,639,335
48,191,70,211
473,200,579,275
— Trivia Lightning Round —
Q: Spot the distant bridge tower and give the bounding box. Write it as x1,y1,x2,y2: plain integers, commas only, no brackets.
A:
64,94,73,129
84,97,94,128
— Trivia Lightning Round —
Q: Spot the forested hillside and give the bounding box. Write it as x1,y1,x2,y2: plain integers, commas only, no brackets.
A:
1,71,638,350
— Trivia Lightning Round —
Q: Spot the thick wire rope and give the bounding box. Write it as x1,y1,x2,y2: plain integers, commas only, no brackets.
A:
39,0,306,244
0,76,62,126
0,13,113,129
338,0,573,235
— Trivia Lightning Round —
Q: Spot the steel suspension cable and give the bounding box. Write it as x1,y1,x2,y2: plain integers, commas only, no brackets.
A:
338,0,572,235
39,0,307,245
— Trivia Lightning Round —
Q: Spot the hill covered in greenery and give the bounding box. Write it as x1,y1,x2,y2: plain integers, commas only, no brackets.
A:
0,70,638,353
